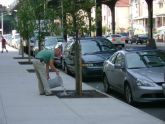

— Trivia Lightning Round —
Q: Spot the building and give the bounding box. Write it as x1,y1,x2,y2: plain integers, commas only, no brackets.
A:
131,0,165,41
131,0,165,34
91,0,130,35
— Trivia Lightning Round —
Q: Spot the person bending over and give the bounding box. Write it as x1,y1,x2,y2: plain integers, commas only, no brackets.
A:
33,49,59,96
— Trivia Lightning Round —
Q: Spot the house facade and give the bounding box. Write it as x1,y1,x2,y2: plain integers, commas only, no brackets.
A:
132,0,165,41
100,0,130,35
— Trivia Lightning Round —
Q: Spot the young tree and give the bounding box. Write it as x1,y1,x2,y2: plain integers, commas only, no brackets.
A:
17,0,36,62
60,0,95,96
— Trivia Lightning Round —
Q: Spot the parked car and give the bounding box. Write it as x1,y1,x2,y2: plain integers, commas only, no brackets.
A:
44,36,58,50
106,34,125,47
11,33,21,49
119,32,129,43
130,34,148,44
32,36,65,56
62,37,117,80
3,34,12,46
129,35,138,44
103,47,165,104
54,41,67,68
30,31,51,56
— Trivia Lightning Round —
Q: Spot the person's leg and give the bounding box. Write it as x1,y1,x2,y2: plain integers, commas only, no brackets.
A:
33,60,52,95
1,47,3,53
33,60,45,94
5,46,8,52
37,63,52,95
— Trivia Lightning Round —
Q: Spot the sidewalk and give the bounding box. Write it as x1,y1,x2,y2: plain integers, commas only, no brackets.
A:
0,45,164,124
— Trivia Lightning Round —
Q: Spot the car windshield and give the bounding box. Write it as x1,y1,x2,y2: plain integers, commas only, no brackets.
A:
45,37,57,46
139,51,165,67
81,39,115,55
126,53,146,69
126,50,165,69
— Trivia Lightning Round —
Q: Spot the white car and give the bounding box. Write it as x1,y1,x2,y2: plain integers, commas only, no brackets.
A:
106,34,125,47
11,33,20,49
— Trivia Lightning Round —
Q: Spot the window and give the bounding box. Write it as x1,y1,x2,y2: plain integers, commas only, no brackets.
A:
126,53,146,69
158,0,164,8
109,52,118,64
115,53,125,66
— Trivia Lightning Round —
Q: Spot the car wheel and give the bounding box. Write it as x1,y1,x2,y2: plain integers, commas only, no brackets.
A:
124,84,134,104
103,75,110,93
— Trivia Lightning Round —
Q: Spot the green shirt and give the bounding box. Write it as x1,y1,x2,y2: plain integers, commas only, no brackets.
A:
36,49,54,64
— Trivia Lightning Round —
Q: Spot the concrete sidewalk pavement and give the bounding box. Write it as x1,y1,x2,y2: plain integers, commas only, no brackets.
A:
0,45,164,124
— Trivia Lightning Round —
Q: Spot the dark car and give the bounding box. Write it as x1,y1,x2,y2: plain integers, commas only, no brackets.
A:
103,47,165,104
136,34,148,44
130,34,148,44
62,37,117,80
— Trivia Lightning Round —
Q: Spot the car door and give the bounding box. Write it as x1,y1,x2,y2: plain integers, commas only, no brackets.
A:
105,52,118,87
63,41,74,70
110,53,126,92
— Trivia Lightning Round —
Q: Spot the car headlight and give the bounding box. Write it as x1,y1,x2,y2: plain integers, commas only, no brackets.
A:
82,63,94,67
136,78,155,87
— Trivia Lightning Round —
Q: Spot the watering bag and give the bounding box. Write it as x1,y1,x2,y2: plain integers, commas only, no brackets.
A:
48,75,63,89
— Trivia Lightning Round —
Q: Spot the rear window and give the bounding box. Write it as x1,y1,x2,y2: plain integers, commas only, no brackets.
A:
80,39,116,54
111,35,121,38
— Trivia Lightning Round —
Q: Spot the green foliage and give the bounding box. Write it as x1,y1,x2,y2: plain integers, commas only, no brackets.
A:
62,0,95,36
17,0,36,40
17,0,96,39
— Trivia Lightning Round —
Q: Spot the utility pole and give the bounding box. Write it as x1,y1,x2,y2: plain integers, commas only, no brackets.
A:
0,4,5,36
1,12,3,35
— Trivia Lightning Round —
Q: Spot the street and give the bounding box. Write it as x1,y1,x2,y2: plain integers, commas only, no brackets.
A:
85,79,165,122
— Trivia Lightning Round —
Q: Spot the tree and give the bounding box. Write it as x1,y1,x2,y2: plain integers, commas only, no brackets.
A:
17,0,36,61
61,0,95,37
17,0,60,58
59,0,95,96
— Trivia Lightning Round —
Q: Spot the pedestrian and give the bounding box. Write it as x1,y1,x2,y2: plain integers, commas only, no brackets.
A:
1,36,8,53
33,49,59,96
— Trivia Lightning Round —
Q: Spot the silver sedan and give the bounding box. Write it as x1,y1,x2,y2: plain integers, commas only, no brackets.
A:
103,48,165,104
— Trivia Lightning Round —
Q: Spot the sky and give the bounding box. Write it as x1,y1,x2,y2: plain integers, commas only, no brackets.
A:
0,0,15,7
